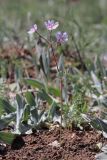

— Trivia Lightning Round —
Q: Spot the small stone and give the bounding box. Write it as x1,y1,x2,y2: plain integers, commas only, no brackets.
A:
48,140,60,148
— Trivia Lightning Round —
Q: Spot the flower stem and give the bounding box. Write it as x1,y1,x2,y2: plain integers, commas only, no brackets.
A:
60,77,63,126
36,31,63,129
36,31,51,46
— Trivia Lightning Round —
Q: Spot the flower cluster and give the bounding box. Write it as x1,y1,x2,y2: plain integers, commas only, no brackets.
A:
28,20,68,44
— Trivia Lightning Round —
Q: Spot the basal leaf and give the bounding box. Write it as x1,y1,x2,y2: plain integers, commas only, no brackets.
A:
0,112,16,130
0,98,15,114
0,132,16,144
48,86,60,97
91,71,103,94
31,107,38,124
38,89,53,105
24,79,45,90
91,118,107,132
25,92,36,107
16,94,25,132
22,104,30,123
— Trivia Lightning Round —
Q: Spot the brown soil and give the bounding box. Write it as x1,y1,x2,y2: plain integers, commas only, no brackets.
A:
0,128,106,160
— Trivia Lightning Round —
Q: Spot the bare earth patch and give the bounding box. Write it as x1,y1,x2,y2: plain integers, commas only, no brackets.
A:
0,128,107,160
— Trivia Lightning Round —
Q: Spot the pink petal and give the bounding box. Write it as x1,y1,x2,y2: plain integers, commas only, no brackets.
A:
52,22,59,30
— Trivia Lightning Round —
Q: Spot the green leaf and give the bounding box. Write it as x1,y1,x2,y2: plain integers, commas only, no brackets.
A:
16,94,25,132
0,112,16,130
49,101,59,118
23,104,30,122
25,92,36,106
48,86,60,97
58,55,64,71
41,51,50,77
31,108,38,124
0,98,15,114
16,94,25,109
24,79,45,90
91,71,103,94
91,118,107,132
0,119,9,130
38,89,53,105
0,132,16,144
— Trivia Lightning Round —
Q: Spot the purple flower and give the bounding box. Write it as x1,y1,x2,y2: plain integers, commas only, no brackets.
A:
44,20,59,31
56,32,68,43
27,24,37,34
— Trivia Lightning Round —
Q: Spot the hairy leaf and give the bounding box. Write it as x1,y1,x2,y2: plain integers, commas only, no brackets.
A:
48,86,60,97
38,89,53,105
0,98,15,114
24,79,45,90
0,132,16,144
25,92,36,107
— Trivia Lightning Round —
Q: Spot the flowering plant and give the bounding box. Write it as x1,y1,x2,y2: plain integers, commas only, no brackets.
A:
27,20,69,127
28,19,68,44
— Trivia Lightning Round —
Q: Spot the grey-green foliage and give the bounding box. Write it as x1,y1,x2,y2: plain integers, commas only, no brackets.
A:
24,78,61,123
0,89,50,143
69,85,88,124
0,132,16,145
82,67,107,137
0,77,62,139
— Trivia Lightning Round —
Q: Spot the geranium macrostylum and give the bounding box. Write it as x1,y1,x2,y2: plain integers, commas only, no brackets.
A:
56,32,68,43
44,20,59,31
27,24,37,34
